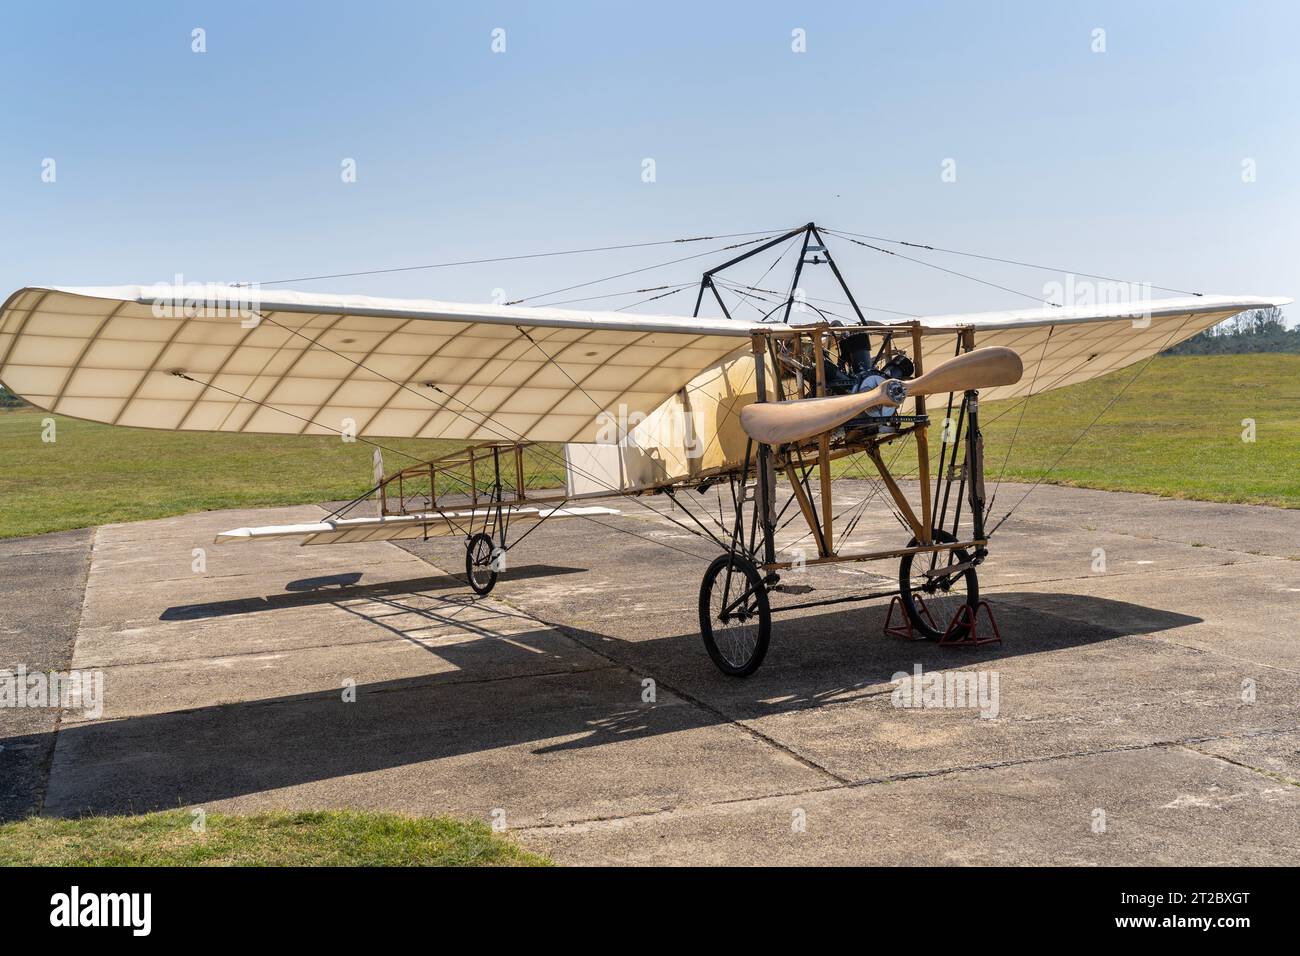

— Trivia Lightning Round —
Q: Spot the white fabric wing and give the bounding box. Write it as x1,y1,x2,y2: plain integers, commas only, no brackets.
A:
909,295,1288,402
0,285,761,442
0,285,1286,449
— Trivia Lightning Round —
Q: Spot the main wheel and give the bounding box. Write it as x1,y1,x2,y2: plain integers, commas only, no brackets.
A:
698,553,771,677
465,532,499,596
898,530,979,640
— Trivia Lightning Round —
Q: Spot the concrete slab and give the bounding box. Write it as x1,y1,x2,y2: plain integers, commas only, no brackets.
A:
0,528,92,822
39,505,828,826
71,570,587,668
68,620,617,722
8,480,1298,864
989,560,1300,673
982,483,1300,560
1193,730,1300,784
396,479,1300,862
43,667,825,826
520,745,1300,865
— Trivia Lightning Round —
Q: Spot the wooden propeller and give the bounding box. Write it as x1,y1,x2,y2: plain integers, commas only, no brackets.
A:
739,346,1023,446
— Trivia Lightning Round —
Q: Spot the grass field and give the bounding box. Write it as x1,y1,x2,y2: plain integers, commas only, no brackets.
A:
0,810,549,866
0,354,1295,538
965,353,1298,507
841,353,1300,509
0,413,566,539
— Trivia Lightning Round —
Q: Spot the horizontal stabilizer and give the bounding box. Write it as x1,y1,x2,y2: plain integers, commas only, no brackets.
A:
217,505,620,546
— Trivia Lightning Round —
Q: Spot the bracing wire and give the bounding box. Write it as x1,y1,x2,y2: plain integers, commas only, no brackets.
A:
824,230,1055,306
986,314,1198,534
825,227,1202,298
237,313,731,554
713,277,919,319
503,233,783,305
534,281,697,309
212,220,1217,562
247,229,790,287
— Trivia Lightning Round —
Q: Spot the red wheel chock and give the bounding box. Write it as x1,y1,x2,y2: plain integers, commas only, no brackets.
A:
939,600,1002,648
884,595,936,640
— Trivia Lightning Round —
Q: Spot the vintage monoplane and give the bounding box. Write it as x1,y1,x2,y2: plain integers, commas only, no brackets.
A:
0,223,1287,675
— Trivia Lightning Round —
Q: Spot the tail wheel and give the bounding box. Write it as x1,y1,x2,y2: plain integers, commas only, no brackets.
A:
698,553,771,677
898,530,979,641
466,532,499,596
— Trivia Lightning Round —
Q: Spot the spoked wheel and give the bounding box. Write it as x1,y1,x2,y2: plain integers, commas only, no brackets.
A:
698,553,771,677
898,530,979,640
465,532,499,596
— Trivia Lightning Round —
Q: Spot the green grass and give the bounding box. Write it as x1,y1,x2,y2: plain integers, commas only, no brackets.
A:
0,809,550,866
1,354,1296,539
973,353,1299,508
0,410,565,538
837,353,1299,509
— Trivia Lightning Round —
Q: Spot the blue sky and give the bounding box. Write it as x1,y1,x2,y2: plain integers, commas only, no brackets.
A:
1,1,1295,320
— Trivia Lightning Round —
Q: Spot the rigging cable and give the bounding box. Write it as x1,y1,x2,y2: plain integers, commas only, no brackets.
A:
824,230,1056,307
503,233,782,305
238,313,733,554
714,278,918,319
983,324,1054,519
985,313,1197,535
243,311,640,509
247,229,792,287
167,370,476,537
506,325,735,547
614,284,696,312
226,221,1207,560
714,278,860,325
709,233,806,320
824,227,1202,298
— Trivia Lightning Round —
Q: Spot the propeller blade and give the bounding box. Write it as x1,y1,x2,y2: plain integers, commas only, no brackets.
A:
739,346,1023,446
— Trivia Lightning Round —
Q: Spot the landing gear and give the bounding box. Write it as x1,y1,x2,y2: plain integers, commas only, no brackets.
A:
898,530,979,641
466,532,499,596
698,553,771,677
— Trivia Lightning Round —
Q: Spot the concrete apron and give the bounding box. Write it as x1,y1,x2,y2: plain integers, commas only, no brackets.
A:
36,484,1300,864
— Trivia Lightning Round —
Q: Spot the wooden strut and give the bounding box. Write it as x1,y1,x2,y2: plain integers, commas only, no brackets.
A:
910,322,933,544
379,441,544,518
783,460,828,556
468,445,477,507
362,317,985,583
744,322,960,569
514,444,526,501
750,332,777,570
764,538,986,572
811,328,834,556
865,443,926,540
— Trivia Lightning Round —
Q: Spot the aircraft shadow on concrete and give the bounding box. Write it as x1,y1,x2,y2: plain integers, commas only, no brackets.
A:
8,583,1203,819
159,565,586,621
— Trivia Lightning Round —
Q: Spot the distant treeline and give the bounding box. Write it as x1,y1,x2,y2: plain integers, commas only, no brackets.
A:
0,384,25,408
1164,307,1298,355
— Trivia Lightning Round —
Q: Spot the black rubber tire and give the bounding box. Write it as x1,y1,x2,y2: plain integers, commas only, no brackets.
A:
466,532,499,596
898,530,979,641
698,553,771,677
